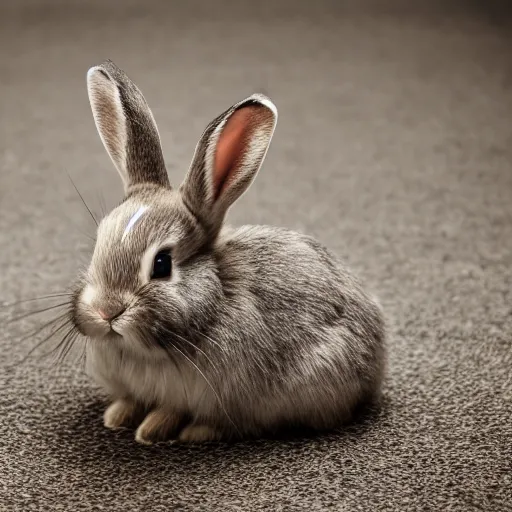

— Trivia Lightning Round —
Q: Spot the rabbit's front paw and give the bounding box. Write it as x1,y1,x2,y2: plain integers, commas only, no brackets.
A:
104,399,144,430
178,424,221,443
135,409,183,445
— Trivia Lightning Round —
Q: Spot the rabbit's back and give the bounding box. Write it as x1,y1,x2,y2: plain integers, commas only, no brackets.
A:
216,224,384,346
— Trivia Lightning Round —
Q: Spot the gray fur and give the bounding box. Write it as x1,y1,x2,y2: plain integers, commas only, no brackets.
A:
72,60,386,442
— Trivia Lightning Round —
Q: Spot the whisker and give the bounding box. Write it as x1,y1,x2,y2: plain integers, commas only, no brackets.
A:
77,338,88,370
97,189,107,218
159,329,222,411
67,173,98,227
57,329,80,364
53,331,75,363
14,312,70,345
1,293,72,309
171,344,240,435
76,227,97,243
7,302,71,324
136,328,191,405
194,331,225,351
172,331,219,371
41,325,78,363
161,341,191,406
16,318,72,366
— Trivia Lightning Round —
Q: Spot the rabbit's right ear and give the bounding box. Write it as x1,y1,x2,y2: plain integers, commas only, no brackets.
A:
87,60,169,192
180,94,277,236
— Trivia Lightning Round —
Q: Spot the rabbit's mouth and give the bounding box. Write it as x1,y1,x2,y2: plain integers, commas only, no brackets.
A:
74,306,134,340
70,281,137,338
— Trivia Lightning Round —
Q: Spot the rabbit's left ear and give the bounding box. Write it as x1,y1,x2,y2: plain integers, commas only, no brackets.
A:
87,60,170,192
180,94,277,233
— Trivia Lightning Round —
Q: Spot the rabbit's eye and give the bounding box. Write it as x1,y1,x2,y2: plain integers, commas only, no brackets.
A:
151,251,172,279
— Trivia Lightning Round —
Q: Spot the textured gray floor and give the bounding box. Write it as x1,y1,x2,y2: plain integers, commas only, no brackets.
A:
1,1,511,510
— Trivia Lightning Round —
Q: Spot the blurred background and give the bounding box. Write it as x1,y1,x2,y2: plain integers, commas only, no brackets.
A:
1,0,511,287
1,0,511,292
0,1,511,510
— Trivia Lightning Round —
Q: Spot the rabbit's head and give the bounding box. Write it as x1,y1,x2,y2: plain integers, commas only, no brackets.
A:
71,60,277,356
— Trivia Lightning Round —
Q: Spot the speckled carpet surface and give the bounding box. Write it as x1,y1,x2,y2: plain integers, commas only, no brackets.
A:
0,1,511,510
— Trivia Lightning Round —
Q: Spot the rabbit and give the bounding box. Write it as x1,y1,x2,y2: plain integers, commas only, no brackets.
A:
71,59,386,444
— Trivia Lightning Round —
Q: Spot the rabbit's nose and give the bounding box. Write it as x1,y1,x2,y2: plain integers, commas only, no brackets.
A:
97,306,125,322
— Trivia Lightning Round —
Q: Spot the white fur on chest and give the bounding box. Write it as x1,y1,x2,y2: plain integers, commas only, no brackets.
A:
86,342,209,413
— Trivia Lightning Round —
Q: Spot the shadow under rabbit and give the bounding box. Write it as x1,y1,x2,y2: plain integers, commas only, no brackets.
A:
43,392,389,470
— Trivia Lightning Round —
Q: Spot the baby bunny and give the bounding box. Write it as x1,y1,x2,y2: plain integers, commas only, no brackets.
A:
71,59,386,444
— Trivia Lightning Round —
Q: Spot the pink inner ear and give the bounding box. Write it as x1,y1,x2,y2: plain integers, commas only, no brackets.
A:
213,107,256,200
